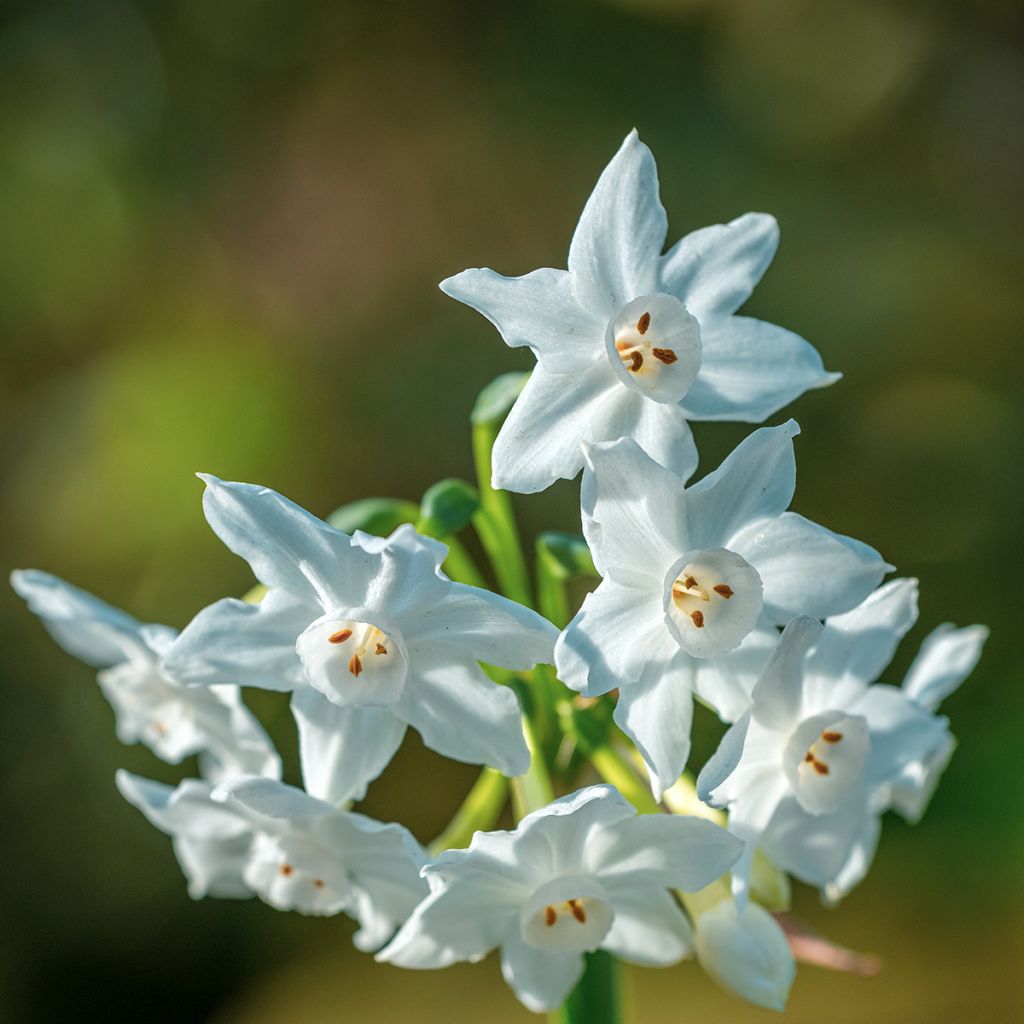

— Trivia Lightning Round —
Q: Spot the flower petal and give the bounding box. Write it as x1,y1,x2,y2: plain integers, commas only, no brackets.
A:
602,887,694,966
164,590,312,692
11,569,146,667
685,422,799,550
693,625,779,723
568,130,668,310
682,316,840,423
902,622,988,711
393,654,529,776
440,267,603,374
750,617,824,730
822,813,882,905
491,362,617,494
657,213,779,322
402,582,556,671
500,934,585,1013
291,687,407,805
731,513,889,624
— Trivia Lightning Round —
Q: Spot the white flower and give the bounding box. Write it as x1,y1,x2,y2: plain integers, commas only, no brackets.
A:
555,423,889,795
693,897,795,1012
378,785,742,1013
10,569,279,781
117,771,429,950
697,580,977,903
440,130,838,493
164,477,558,802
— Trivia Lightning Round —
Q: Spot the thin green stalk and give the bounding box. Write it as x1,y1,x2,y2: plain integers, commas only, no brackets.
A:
549,951,623,1024
510,716,554,820
535,539,571,629
439,534,488,589
429,768,508,854
589,745,660,815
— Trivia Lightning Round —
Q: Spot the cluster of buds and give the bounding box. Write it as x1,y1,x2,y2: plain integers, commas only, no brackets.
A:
12,132,986,1017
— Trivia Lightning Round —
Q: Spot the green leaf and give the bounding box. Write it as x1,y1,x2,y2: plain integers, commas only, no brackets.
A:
536,531,597,579
470,371,529,427
418,478,480,537
327,497,419,537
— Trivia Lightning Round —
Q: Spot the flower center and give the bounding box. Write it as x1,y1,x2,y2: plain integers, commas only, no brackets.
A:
296,612,408,708
664,548,763,658
520,876,614,953
605,293,701,403
783,712,871,815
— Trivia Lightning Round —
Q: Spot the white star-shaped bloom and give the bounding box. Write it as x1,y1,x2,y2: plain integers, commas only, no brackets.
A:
697,579,982,904
378,785,742,1012
441,130,839,493
117,771,429,950
555,422,890,795
164,477,558,803
10,569,279,781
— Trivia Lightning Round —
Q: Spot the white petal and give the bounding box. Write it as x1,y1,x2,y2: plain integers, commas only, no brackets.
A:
440,266,604,374
198,685,282,780
11,569,146,667
491,362,618,493
902,623,988,711
602,887,694,966
685,422,799,550
693,625,778,722
823,812,882,905
500,934,585,1013
568,130,667,310
613,661,697,797
697,714,751,806
657,213,779,322
199,476,372,608
804,579,919,708
401,582,557,671
580,435,689,577
682,316,839,423
219,777,331,821
556,574,679,698
291,687,407,805
394,654,529,776
731,513,889,623
589,814,743,893
164,590,312,692
750,617,823,730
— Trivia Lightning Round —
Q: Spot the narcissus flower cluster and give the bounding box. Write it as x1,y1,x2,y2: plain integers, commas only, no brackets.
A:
12,131,986,1019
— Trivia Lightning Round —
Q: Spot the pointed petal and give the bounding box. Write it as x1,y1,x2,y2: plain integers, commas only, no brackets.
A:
823,813,882,905
658,213,779,322
685,422,799,550
440,267,604,374
682,317,839,423
902,623,988,711
602,887,694,966
200,685,282,780
11,569,146,667
590,814,743,892
568,130,668,309
199,476,372,608
292,687,407,805
501,934,585,1013
613,661,697,797
693,625,778,722
750,617,823,730
697,714,751,806
402,583,556,671
556,575,679,699
731,513,889,623
219,777,332,821
394,654,529,776
164,590,312,692
580,436,688,577
491,362,617,493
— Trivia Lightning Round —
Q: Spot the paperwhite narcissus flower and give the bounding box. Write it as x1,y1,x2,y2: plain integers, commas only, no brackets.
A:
164,477,557,802
117,771,429,950
441,130,838,493
693,897,795,1012
555,422,889,796
10,570,279,781
378,785,743,1013
698,580,980,904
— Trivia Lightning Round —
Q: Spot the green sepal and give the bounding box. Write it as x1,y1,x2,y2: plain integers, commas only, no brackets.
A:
418,478,480,538
327,497,419,537
470,371,529,427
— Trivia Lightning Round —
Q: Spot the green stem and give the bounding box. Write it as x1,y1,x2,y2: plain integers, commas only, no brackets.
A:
471,421,533,608
589,745,660,815
510,716,554,820
550,950,623,1024
535,540,571,629
429,768,508,855
439,534,488,589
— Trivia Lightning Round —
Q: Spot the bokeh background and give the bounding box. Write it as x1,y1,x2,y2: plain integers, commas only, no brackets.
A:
1,1,1022,1021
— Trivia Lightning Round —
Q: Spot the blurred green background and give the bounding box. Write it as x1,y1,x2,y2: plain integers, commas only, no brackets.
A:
1,0,1022,1021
